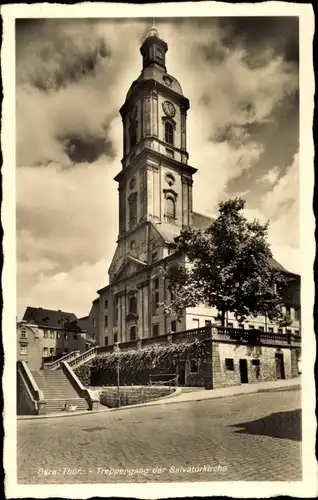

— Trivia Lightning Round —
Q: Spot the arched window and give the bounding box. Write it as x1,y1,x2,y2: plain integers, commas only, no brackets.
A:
165,122,174,145
165,196,175,219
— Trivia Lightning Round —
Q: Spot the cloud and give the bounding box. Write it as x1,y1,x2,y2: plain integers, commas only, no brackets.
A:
244,152,299,273
257,165,281,185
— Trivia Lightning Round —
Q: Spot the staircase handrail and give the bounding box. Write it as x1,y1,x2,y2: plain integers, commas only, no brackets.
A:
61,361,99,410
44,350,81,370
68,346,98,368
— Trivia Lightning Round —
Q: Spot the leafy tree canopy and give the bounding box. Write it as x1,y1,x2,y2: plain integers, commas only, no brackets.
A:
164,197,286,326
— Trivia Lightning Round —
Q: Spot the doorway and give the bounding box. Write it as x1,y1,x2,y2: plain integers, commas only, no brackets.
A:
178,361,186,386
275,353,285,379
239,359,249,384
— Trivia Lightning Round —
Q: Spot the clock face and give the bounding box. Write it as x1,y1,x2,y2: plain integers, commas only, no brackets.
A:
162,101,176,118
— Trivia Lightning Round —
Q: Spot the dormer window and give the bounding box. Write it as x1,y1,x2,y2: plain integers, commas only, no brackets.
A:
165,122,174,145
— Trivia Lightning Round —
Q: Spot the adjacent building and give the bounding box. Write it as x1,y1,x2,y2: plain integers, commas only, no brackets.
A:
17,307,93,370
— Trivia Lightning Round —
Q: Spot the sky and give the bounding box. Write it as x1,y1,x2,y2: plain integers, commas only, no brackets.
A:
16,16,299,319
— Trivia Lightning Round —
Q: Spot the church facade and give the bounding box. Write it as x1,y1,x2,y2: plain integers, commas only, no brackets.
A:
86,27,301,352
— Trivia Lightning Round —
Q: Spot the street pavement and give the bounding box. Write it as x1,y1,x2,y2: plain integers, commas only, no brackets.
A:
17,388,301,483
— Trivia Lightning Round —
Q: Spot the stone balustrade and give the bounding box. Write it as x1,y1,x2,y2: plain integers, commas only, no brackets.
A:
57,325,301,370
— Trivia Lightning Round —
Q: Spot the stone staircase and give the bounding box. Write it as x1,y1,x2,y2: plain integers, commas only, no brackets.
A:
31,370,89,413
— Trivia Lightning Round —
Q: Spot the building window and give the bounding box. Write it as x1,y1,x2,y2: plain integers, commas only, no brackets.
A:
105,300,108,309
50,331,55,339
286,328,292,334
192,318,199,329
249,325,254,329
239,324,244,329
114,296,119,325
225,358,235,371
114,333,118,344
169,287,176,302
259,326,265,332
228,322,233,328
128,295,137,315
165,197,175,219
252,359,260,366
278,328,283,334
92,317,96,327
152,324,159,337
44,330,48,338
104,336,108,346
171,320,177,332
268,327,274,333
56,332,60,339
43,347,48,356
152,278,160,314
130,326,137,341
190,359,199,373
50,348,54,355
73,334,78,340
205,320,212,327
152,252,158,262
20,344,27,355
295,329,300,335
286,306,291,317
65,333,68,340
20,330,27,339
104,315,108,328
295,308,300,321
165,122,174,145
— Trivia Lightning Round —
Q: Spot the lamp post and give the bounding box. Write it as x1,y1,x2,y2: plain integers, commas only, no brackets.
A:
114,342,120,408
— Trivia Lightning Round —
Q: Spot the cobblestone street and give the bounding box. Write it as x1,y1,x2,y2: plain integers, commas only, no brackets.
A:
17,389,301,483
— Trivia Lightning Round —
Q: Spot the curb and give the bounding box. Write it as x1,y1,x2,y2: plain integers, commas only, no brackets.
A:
17,383,299,420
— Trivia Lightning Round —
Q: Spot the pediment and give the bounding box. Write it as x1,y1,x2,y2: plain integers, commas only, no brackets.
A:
114,255,147,281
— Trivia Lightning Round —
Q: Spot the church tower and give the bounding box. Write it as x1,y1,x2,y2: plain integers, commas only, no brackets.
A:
109,25,197,282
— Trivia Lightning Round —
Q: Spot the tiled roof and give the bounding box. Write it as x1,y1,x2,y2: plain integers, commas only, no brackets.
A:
192,211,214,230
22,307,82,332
154,211,296,277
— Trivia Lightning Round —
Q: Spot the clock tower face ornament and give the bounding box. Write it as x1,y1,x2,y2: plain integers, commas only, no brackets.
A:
162,100,176,118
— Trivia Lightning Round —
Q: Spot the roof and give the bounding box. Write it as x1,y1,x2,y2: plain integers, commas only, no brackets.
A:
192,211,214,230
281,277,301,307
22,307,83,332
155,211,297,277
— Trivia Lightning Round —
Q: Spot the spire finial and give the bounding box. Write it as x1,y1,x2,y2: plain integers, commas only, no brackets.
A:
147,17,159,38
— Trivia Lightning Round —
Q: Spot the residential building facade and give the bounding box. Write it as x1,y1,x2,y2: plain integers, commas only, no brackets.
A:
17,307,92,370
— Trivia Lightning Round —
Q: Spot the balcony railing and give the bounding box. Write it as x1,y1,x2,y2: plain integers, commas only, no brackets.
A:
52,325,301,371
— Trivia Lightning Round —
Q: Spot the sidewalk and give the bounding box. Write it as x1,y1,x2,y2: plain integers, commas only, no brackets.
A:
147,376,301,407
17,377,300,420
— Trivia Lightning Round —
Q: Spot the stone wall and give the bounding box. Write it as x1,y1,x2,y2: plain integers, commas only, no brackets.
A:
216,342,293,388
90,385,174,408
17,369,37,415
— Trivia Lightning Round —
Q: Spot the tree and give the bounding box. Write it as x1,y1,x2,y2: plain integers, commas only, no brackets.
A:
163,197,286,327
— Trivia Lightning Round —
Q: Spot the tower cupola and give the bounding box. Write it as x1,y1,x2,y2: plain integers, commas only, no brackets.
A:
140,26,168,71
